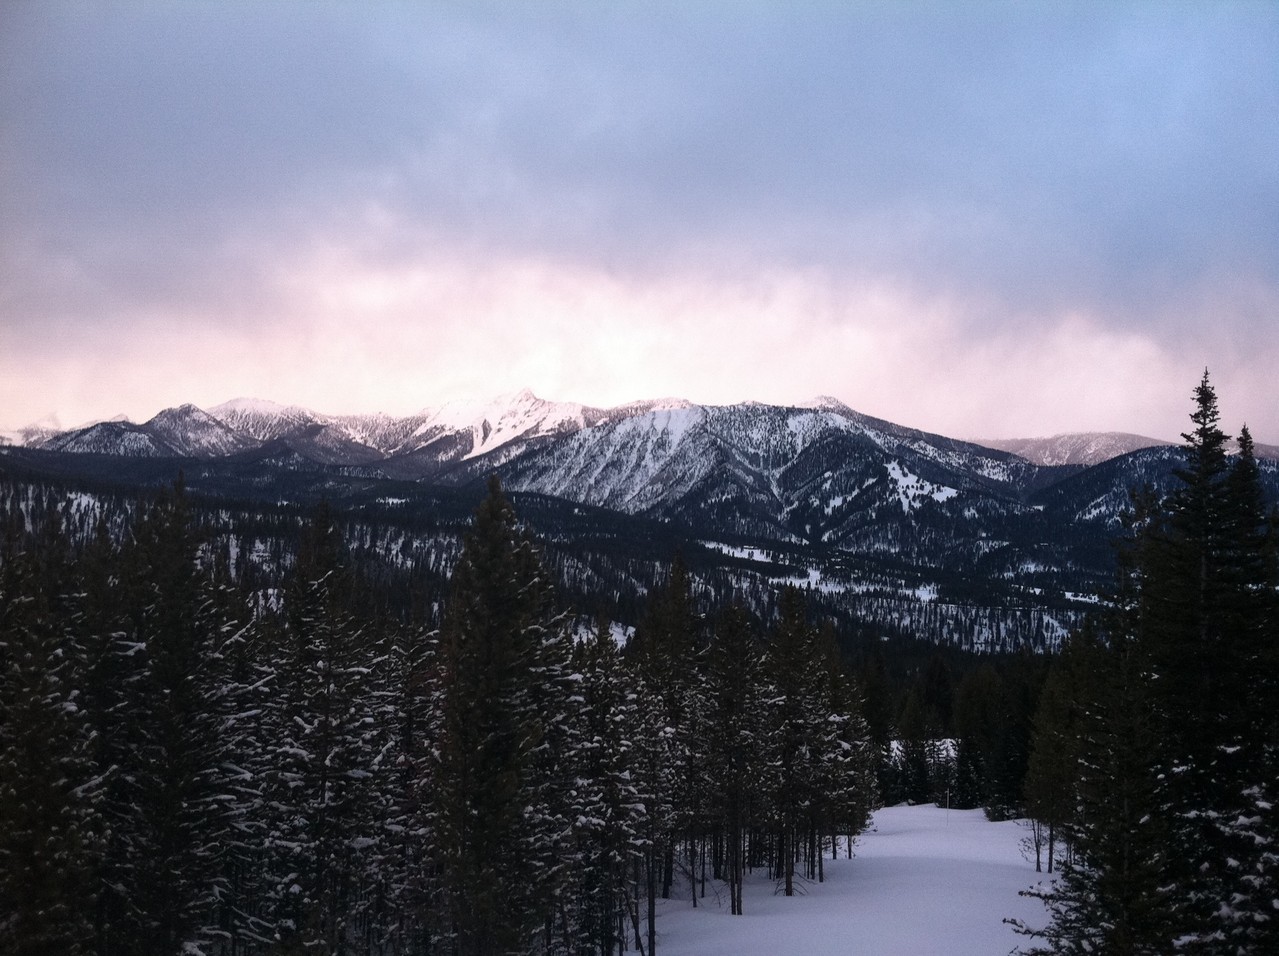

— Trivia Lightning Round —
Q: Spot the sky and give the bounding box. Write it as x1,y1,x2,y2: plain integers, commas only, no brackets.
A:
2,1,1277,443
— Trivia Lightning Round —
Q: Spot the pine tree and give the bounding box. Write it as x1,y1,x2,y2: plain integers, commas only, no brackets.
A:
764,586,824,896
1015,630,1173,955
78,508,154,956
355,615,429,954
1021,373,1279,954
1023,629,1101,874
262,503,390,953
628,553,699,946
1139,372,1268,948
201,581,279,953
0,510,102,955
703,604,764,915
812,621,874,868
1207,426,1279,953
568,617,646,953
426,477,572,956
893,688,934,806
93,478,229,954
627,662,677,956
952,664,1002,810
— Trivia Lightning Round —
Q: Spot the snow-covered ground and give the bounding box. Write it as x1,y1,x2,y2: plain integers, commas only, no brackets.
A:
658,804,1050,956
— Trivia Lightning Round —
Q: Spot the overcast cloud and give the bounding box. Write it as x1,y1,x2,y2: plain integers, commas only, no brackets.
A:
2,1,1276,442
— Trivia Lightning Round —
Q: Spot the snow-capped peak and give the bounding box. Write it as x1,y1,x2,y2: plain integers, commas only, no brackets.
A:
415,388,593,459
799,395,855,415
145,403,257,457
208,397,326,442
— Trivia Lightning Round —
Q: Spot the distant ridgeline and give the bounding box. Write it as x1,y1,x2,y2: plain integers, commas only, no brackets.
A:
1,391,1275,653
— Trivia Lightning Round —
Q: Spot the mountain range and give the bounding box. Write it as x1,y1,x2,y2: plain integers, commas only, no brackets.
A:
5,390,1277,548
0,389,1215,468
4,390,1276,652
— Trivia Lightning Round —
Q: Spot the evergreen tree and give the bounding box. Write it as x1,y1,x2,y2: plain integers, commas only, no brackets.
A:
262,503,390,953
1016,630,1173,955
811,621,875,869
1140,372,1268,948
983,652,1045,821
703,604,764,915
764,586,824,896
855,645,895,802
1207,426,1279,953
951,664,1002,810
426,477,572,955
628,553,699,947
893,688,935,806
568,618,646,953
0,511,101,955
94,478,229,954
1023,629,1101,874
1022,373,1278,954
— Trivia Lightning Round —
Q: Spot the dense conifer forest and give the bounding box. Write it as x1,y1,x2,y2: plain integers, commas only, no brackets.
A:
0,373,1274,954
0,473,880,954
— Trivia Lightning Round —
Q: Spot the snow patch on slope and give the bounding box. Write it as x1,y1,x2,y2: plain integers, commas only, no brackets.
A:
885,461,958,513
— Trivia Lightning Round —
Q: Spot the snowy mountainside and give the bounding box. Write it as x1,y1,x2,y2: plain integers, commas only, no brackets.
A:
7,426,1276,652
390,388,605,466
1242,438,1279,461
145,404,259,457
0,458,1083,653
210,398,415,462
974,432,1172,466
208,398,325,442
1034,444,1279,527
488,401,1047,550
13,389,632,470
43,421,180,457
7,389,1276,650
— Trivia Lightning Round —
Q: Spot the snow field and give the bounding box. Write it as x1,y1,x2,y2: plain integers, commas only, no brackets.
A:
657,804,1050,956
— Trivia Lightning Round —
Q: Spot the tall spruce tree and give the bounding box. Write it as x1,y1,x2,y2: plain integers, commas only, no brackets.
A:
105,478,229,954
1207,426,1279,952
812,621,874,869
1022,372,1277,955
1023,628,1102,874
1016,630,1172,955
426,477,572,956
704,604,764,915
0,510,101,955
764,586,823,896
628,553,700,951
262,503,390,953
568,618,646,953
1140,371,1268,948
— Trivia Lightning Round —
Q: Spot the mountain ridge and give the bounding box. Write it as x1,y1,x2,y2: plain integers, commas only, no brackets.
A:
9,390,1216,466
4,397,1276,653
971,431,1173,466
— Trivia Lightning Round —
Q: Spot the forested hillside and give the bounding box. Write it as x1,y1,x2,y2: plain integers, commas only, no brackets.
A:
1,374,1275,955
